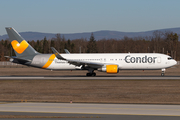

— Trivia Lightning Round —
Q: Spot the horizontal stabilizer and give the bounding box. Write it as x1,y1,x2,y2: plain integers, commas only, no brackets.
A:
5,56,31,65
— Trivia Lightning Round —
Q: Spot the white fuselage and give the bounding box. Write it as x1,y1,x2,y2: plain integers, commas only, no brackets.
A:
31,53,177,70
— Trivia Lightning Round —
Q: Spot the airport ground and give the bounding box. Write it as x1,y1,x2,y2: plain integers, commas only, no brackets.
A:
1,64,180,119
0,63,180,104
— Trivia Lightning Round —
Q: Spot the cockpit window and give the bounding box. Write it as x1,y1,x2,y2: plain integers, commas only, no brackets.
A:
168,57,173,60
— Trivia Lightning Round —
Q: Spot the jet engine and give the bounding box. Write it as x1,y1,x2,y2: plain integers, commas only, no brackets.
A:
98,65,119,73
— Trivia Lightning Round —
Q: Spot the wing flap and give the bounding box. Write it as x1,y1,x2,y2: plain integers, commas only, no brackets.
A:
67,59,104,68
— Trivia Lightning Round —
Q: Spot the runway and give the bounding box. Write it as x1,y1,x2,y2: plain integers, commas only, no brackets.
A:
0,76,180,80
0,102,180,120
1,102,180,116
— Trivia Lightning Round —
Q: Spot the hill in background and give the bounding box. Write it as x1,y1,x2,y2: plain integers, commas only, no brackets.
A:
0,27,180,41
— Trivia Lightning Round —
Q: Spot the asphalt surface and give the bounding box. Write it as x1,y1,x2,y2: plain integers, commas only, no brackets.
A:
0,112,180,120
1,75,180,119
1,103,180,116
1,75,180,79
0,103,180,120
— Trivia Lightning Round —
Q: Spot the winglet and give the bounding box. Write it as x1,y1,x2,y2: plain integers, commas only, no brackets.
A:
64,49,70,54
51,47,66,60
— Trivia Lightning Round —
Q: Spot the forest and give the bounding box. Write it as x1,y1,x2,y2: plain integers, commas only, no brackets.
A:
0,30,179,61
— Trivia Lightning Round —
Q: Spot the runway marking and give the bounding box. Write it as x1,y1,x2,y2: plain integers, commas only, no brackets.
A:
2,105,180,112
1,111,180,117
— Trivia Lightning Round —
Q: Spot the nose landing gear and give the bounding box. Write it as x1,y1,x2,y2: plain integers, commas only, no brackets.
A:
161,68,166,76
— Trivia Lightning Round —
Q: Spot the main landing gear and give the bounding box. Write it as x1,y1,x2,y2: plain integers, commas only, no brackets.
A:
161,68,166,76
86,69,96,76
86,72,96,76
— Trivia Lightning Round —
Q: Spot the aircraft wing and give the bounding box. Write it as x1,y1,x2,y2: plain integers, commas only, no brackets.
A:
66,59,104,68
51,47,104,68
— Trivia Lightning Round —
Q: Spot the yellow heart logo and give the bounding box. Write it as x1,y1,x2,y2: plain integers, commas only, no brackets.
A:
11,40,29,54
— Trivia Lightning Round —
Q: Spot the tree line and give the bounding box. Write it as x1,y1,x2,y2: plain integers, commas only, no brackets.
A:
0,31,179,61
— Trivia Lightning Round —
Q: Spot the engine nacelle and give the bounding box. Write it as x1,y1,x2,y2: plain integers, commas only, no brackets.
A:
98,65,119,73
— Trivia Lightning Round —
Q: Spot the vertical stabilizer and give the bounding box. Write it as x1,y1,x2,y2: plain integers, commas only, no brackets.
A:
5,27,39,59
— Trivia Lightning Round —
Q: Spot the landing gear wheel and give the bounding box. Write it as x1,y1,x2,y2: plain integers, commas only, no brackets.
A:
86,68,96,76
92,73,96,76
161,69,165,77
86,72,96,76
86,73,91,76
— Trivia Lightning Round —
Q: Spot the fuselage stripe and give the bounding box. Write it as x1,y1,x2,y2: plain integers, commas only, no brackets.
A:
42,54,56,69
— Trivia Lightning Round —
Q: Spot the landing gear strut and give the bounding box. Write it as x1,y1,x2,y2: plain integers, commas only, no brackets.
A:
161,68,165,76
86,69,96,76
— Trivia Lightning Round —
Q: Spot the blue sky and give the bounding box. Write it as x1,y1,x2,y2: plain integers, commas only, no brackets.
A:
0,0,180,35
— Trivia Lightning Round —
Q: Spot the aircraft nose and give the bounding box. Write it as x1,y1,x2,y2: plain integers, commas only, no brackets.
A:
173,60,177,65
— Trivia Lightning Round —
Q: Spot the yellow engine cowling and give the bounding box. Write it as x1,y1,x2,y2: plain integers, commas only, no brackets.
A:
106,65,119,73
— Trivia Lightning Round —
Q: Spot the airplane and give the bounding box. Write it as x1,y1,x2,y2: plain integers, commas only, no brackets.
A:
5,27,177,76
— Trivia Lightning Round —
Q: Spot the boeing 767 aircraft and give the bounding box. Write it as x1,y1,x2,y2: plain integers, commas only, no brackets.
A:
5,27,177,76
